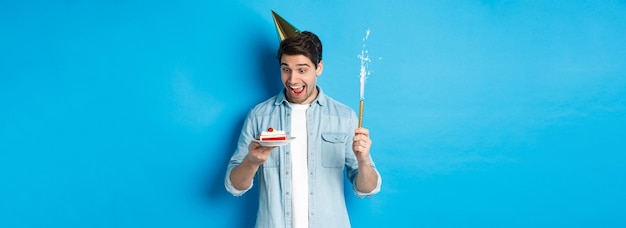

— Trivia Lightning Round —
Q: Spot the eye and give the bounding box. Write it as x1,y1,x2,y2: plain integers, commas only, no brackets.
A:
282,68,290,73
298,68,307,73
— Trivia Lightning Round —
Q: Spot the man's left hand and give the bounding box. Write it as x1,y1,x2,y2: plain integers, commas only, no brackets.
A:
353,127,372,164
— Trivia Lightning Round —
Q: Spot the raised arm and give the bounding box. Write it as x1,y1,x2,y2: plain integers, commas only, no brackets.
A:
352,127,379,193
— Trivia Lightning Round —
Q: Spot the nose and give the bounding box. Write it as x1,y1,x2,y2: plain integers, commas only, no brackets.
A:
284,71,296,82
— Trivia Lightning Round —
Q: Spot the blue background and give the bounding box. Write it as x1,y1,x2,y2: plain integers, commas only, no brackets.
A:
2,1,625,227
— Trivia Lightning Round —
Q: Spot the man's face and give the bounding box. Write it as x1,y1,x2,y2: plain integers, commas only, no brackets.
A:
280,54,323,104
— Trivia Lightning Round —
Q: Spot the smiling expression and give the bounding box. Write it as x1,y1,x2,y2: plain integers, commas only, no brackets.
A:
280,54,324,104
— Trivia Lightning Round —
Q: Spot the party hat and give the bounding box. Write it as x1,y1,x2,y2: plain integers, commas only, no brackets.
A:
272,10,300,41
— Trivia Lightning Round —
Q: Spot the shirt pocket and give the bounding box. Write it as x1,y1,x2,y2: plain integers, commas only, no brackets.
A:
321,132,349,168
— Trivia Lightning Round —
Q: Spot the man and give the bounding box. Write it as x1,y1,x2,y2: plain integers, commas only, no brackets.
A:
225,31,381,228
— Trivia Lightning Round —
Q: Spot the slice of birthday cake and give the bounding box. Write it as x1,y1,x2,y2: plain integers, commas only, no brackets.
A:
259,127,287,141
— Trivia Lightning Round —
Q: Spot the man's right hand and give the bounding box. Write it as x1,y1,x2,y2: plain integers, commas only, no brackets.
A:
245,141,276,166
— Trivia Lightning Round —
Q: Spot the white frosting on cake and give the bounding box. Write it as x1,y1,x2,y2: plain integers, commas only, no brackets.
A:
260,128,287,140
261,130,286,136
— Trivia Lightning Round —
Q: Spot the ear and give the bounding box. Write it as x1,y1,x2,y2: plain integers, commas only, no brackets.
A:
316,60,324,76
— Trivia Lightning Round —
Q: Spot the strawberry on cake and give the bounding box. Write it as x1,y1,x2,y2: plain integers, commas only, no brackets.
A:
259,127,287,141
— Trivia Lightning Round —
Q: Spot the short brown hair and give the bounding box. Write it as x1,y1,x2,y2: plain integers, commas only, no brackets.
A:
277,31,322,68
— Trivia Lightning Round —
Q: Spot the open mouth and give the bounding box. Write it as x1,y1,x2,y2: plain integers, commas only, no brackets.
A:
289,85,305,96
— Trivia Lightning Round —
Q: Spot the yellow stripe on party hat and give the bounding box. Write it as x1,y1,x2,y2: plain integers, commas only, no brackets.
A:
272,10,300,41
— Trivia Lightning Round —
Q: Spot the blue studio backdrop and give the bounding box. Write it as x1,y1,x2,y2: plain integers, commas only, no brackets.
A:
1,1,625,227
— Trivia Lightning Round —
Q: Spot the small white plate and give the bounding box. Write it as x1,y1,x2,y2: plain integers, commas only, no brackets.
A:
252,137,295,147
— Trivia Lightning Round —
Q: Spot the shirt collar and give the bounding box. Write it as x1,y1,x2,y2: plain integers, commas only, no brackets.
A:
274,86,326,106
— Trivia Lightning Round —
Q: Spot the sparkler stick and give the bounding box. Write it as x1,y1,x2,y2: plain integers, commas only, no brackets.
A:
359,100,364,128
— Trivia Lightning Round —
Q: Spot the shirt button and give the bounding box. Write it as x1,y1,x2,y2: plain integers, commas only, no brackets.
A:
286,191,289,195
286,171,289,175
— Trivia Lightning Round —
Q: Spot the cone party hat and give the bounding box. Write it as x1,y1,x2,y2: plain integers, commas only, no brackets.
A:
272,10,300,41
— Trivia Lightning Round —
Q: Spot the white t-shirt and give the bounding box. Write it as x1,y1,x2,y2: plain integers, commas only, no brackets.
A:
290,103,309,228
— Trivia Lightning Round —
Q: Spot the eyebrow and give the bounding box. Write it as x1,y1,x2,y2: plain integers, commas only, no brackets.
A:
281,63,311,67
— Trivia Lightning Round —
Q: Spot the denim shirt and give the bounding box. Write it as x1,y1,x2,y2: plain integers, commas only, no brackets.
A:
225,87,382,228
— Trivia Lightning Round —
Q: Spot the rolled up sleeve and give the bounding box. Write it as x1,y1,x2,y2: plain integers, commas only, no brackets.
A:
353,166,382,198
224,163,253,196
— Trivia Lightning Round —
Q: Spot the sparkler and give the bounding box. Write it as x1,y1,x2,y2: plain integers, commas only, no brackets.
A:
357,29,371,128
